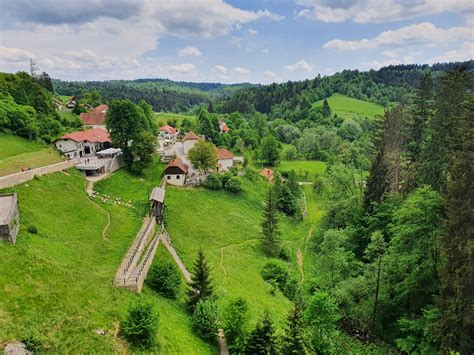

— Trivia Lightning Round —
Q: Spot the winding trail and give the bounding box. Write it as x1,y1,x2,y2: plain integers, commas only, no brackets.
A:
218,239,259,283
84,175,112,241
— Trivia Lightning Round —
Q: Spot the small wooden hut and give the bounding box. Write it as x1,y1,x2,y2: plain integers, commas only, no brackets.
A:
0,193,20,244
149,187,165,224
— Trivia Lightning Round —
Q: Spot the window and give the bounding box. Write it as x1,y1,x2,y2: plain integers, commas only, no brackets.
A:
167,175,171,180
176,175,180,180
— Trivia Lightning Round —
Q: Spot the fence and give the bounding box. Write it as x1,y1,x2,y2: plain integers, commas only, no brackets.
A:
0,159,80,189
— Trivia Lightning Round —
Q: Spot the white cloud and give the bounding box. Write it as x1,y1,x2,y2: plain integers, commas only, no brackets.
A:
323,22,473,50
233,66,250,75
296,0,474,23
0,46,34,62
247,28,258,35
213,64,228,74
168,63,197,74
284,60,312,73
178,46,202,57
264,70,279,82
427,42,474,63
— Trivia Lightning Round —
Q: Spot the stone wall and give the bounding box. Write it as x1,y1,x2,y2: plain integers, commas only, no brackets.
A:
0,159,80,190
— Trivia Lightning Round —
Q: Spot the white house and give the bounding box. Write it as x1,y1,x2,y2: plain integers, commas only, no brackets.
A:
164,158,189,186
182,131,200,155
158,125,178,141
55,128,111,159
216,148,234,172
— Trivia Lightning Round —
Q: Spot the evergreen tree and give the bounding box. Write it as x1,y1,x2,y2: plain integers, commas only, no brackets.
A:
187,249,214,312
421,66,470,193
282,300,308,354
207,101,215,113
322,98,332,117
436,94,474,354
37,71,54,92
245,311,278,355
261,188,280,257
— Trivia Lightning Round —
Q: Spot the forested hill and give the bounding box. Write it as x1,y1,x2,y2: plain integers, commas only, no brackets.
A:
52,78,255,113
216,61,474,116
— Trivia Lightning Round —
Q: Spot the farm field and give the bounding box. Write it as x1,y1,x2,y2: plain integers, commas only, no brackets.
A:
0,134,63,177
0,167,214,354
313,93,384,119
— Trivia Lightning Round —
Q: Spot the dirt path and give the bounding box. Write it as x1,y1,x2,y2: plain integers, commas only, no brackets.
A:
84,178,111,241
218,239,259,283
296,249,304,283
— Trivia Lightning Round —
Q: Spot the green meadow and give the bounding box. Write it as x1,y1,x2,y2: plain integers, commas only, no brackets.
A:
314,93,384,119
155,112,196,128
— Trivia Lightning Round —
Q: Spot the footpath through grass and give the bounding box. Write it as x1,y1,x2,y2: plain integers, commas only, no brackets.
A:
0,134,63,176
313,93,384,119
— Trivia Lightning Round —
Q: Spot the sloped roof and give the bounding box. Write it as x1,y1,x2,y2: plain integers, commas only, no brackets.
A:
149,187,166,203
183,131,199,141
80,112,106,126
221,124,230,132
260,168,274,182
159,125,177,134
164,157,189,174
93,104,108,113
59,128,110,143
216,148,233,160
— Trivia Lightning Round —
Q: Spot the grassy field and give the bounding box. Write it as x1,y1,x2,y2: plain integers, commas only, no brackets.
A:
0,166,215,353
155,112,196,129
314,93,384,119
279,160,327,181
0,134,63,177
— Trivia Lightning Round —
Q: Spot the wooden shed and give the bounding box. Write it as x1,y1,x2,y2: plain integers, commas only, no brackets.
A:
0,193,20,244
149,187,165,224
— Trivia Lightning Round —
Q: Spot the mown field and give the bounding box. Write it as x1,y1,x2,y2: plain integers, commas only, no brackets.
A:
0,134,63,177
313,93,384,119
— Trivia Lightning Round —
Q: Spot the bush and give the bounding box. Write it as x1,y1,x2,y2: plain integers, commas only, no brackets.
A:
121,299,160,348
225,176,243,193
243,166,259,181
261,260,289,289
147,262,182,298
283,276,300,301
222,298,250,353
192,299,219,342
221,172,234,185
205,173,223,190
313,175,325,195
21,328,44,352
27,226,38,234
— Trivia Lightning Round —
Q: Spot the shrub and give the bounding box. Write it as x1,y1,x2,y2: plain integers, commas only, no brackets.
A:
192,299,219,342
205,173,223,190
21,328,44,352
283,276,300,301
243,166,259,181
121,299,160,348
225,176,243,193
221,172,234,184
147,262,182,299
27,226,38,234
261,260,289,289
222,298,250,353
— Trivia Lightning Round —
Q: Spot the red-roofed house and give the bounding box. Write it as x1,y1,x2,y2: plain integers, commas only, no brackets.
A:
55,128,111,159
80,104,108,129
164,158,189,186
219,119,230,134
158,125,178,140
216,148,234,172
260,168,274,182
182,131,200,154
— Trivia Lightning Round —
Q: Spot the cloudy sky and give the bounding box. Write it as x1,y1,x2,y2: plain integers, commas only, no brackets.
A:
0,0,473,83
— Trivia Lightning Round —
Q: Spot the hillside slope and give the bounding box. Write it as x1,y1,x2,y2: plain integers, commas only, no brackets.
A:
313,93,384,119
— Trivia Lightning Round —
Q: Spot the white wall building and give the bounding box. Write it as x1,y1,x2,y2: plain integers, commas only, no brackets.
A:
216,149,234,172
164,158,189,186
182,131,200,155
55,128,111,159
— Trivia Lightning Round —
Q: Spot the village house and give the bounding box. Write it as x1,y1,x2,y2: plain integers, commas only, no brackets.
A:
260,168,274,182
53,97,64,110
55,128,111,159
80,104,109,129
216,148,234,172
164,158,189,186
0,193,20,244
66,95,77,110
158,125,178,141
182,131,200,155
219,119,230,134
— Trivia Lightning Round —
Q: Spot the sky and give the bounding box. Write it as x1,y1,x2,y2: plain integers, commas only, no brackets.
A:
0,0,473,83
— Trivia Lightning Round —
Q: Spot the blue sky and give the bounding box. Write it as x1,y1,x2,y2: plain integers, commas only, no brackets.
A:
0,0,472,83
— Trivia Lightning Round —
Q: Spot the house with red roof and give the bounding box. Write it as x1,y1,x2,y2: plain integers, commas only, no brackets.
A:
216,148,234,172
158,125,178,141
219,119,230,134
260,168,274,183
54,128,111,159
164,158,189,186
80,104,109,129
182,131,200,154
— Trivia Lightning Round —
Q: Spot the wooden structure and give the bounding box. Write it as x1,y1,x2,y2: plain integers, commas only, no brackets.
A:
0,193,20,244
149,187,165,224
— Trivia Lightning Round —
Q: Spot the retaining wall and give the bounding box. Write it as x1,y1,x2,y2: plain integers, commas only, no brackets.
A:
0,159,80,190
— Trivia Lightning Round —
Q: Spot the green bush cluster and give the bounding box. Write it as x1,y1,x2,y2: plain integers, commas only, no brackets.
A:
204,173,243,193
146,262,182,299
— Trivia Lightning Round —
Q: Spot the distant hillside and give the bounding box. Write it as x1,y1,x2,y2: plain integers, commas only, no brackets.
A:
313,93,384,120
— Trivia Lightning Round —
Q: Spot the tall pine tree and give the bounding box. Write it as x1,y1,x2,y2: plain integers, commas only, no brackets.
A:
322,98,332,117
261,187,281,257
187,249,214,312
245,311,278,355
436,94,474,354
282,300,308,354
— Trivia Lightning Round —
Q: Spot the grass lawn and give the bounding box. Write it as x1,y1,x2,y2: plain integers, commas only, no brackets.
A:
0,134,63,177
0,167,215,353
313,93,384,120
155,112,196,129
279,160,327,181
